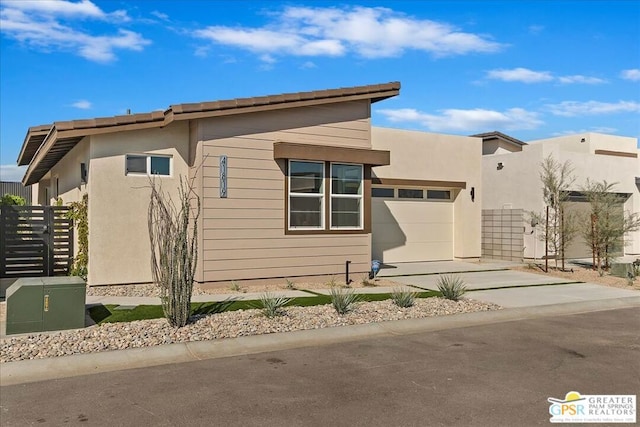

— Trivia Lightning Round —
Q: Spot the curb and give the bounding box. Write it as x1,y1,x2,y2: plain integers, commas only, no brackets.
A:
2,296,639,386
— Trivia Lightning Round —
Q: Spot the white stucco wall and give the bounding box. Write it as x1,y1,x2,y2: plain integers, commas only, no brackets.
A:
87,122,191,285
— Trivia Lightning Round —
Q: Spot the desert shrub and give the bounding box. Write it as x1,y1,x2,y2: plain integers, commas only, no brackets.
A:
252,293,292,318
329,286,360,315
437,275,467,301
361,273,375,287
390,287,418,308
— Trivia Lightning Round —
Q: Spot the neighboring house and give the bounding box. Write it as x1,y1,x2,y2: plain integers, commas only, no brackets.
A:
16,82,483,286
0,181,32,204
481,132,640,261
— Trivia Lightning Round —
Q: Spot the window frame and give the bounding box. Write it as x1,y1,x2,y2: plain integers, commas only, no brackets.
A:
287,160,325,230
329,162,364,230
125,154,173,177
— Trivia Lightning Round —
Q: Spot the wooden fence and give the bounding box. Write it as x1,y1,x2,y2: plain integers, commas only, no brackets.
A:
0,206,74,278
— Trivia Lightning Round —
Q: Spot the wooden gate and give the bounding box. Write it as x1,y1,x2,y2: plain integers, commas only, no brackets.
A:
0,205,74,278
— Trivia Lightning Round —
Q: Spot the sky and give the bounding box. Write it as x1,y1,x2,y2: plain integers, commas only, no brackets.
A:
1,0,639,181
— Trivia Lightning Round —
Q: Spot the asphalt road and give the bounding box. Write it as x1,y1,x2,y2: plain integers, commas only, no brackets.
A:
1,307,638,426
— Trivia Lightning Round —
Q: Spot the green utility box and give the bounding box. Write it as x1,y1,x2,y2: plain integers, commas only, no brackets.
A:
6,277,86,335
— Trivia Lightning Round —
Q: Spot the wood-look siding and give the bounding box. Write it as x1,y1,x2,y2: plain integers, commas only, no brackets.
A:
196,101,372,282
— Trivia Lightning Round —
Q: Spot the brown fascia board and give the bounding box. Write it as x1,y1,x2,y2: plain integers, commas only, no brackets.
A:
594,149,637,158
274,142,391,166
169,82,400,120
372,177,467,189
19,82,400,183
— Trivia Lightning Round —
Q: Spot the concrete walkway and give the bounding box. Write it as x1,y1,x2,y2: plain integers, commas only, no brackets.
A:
376,260,519,277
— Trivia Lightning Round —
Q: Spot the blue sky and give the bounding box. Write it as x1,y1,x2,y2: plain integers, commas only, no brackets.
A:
1,0,639,181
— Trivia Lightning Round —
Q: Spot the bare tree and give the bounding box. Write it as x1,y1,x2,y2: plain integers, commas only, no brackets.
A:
531,155,578,270
581,180,640,273
148,177,200,327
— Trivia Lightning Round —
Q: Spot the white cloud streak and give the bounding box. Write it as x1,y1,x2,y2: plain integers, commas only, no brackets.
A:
557,75,606,84
71,99,92,109
487,68,553,83
487,68,605,84
377,107,543,132
0,165,27,182
546,100,640,116
193,6,503,62
620,69,640,81
0,0,150,62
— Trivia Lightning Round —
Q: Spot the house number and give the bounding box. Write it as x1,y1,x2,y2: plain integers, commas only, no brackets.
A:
220,155,227,198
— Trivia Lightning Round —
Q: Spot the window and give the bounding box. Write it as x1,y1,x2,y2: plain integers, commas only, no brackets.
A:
427,189,451,200
287,160,364,231
126,154,172,176
372,187,394,198
289,161,324,229
398,189,423,199
331,163,363,229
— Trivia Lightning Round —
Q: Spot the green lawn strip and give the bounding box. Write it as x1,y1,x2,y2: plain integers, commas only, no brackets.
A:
379,268,509,278
88,291,439,324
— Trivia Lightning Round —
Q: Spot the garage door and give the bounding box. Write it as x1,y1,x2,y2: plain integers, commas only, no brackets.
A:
372,198,453,263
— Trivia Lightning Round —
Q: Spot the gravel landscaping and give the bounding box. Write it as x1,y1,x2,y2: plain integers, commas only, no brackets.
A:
0,298,500,363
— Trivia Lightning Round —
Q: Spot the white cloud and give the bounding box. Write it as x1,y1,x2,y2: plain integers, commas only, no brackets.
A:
377,107,543,132
193,6,503,62
487,68,606,84
0,165,27,182
528,25,544,34
300,61,317,69
620,69,640,81
151,10,169,21
71,99,92,109
557,75,606,84
546,100,640,117
486,68,554,83
0,1,149,62
551,126,618,136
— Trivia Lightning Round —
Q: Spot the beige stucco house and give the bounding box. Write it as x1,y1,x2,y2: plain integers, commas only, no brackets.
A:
481,131,640,261
18,82,482,287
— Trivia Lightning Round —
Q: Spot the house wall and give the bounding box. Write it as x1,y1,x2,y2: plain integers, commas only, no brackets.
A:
42,137,91,206
483,133,640,258
87,122,190,285
195,100,373,283
371,128,482,259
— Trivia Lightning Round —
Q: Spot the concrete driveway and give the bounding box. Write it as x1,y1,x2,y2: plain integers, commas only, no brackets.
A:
379,261,639,308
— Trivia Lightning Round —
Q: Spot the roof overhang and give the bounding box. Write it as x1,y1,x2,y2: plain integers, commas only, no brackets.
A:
274,142,390,166
471,131,526,148
19,82,400,186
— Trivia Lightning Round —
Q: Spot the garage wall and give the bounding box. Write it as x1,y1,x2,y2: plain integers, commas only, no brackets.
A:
371,127,482,261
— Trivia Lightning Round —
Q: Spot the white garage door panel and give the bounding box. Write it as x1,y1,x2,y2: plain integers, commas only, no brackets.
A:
374,223,452,243
382,242,454,262
372,199,453,263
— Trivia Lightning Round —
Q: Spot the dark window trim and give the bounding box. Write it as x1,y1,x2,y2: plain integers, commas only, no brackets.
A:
285,159,371,235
